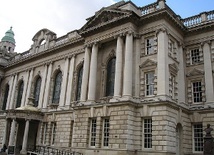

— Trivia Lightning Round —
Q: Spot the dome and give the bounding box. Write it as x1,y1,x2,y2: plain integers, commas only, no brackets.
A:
1,27,15,44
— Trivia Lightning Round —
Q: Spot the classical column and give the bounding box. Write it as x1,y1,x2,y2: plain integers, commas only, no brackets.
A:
6,75,14,109
59,57,70,107
24,69,34,106
20,120,30,154
10,74,18,109
203,42,214,103
2,119,8,146
65,55,76,106
38,64,48,108
88,43,98,101
123,32,133,97
8,119,17,146
114,35,123,97
80,46,91,101
157,29,169,96
134,35,141,97
43,62,53,108
178,43,186,103
21,70,30,107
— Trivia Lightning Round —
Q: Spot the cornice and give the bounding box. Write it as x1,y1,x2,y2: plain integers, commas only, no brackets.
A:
4,48,84,77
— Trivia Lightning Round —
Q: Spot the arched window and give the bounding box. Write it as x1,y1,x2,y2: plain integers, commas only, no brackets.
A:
16,80,24,108
52,71,62,104
34,76,42,107
2,84,9,110
106,57,116,96
76,66,83,101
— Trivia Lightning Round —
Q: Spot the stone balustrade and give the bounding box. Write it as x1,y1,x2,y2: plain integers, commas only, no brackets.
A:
140,2,159,15
182,10,214,27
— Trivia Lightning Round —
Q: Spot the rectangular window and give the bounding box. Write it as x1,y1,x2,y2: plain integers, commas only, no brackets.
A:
103,118,110,147
191,49,200,64
90,119,97,147
193,124,203,152
42,122,48,145
146,38,155,55
192,81,202,103
51,122,56,145
143,118,152,148
169,75,176,99
145,72,154,96
69,121,74,147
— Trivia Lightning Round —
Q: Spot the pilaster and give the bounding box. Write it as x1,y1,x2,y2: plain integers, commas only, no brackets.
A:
157,28,169,97
38,63,48,108
123,32,133,97
88,43,98,101
65,55,76,107
81,46,91,102
59,57,70,107
203,41,214,103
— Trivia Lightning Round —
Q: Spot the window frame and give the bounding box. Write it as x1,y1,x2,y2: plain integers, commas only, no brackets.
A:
192,123,203,153
42,122,48,145
102,118,110,148
2,84,9,110
16,80,24,108
52,71,62,104
34,76,42,107
142,118,152,149
50,122,57,146
105,57,116,97
145,72,155,96
145,37,155,55
89,118,97,147
192,81,202,103
76,66,83,101
190,48,201,65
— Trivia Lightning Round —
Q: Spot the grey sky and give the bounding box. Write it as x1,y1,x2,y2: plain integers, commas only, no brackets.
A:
1,0,213,53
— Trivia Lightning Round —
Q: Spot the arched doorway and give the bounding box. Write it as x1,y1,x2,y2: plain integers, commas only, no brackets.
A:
176,123,183,155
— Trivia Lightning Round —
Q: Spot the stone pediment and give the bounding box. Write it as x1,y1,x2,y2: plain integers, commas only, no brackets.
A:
80,9,132,33
187,68,204,77
140,59,157,68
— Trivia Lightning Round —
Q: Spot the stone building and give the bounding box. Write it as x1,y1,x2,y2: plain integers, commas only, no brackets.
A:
0,0,214,155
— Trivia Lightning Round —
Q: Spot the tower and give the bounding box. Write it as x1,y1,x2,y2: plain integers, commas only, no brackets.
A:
0,27,16,52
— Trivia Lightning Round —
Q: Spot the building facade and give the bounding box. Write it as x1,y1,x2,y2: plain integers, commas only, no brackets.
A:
0,0,214,155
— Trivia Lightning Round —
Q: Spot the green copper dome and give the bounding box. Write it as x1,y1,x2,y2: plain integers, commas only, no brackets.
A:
1,27,15,44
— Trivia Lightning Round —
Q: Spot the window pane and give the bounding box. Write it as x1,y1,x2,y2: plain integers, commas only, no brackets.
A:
106,58,116,96
76,66,83,101
192,81,202,102
16,81,24,108
52,71,62,104
144,118,152,148
2,84,9,110
34,77,42,107
145,72,154,96
90,119,97,146
103,118,110,147
194,124,203,152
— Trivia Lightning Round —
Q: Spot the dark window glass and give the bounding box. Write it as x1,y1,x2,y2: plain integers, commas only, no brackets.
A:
106,58,116,96
2,84,9,110
52,71,62,104
76,66,83,101
16,81,24,108
34,77,42,107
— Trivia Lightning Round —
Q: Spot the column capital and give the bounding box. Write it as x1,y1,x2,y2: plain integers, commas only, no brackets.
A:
113,33,124,39
133,33,141,39
156,27,168,36
201,40,211,47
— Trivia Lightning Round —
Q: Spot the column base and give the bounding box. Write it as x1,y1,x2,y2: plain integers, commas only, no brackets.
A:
20,149,27,155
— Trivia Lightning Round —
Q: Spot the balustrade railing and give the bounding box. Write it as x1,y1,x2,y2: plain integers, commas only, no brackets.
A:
182,10,214,27
27,146,83,155
140,2,159,15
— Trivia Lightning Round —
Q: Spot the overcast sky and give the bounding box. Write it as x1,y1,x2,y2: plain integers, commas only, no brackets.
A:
0,0,213,53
